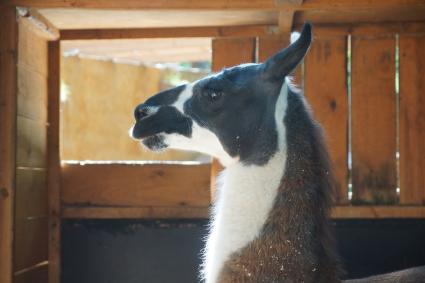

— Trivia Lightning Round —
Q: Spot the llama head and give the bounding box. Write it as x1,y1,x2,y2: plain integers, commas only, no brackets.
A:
130,23,312,166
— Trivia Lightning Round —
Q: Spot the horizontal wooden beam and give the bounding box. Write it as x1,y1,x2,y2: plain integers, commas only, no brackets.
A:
282,0,425,10
61,163,211,208
62,204,425,219
7,0,277,9
59,25,278,40
62,206,209,219
331,206,425,219
8,0,425,10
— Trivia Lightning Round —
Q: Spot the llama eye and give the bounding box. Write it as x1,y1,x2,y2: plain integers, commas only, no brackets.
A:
209,91,223,101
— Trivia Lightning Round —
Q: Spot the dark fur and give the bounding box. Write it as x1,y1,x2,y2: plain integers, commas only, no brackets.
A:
217,86,342,283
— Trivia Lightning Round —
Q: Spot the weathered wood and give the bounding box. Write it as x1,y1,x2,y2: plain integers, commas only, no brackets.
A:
7,0,277,9
60,25,278,40
61,205,425,219
7,0,425,10
331,206,425,219
14,217,48,272
351,34,398,204
210,37,256,198
14,263,48,283
47,40,61,283
18,16,56,76
304,34,349,204
62,206,209,219
399,34,425,205
15,169,48,221
0,6,17,283
16,117,47,168
61,163,211,207
17,65,48,121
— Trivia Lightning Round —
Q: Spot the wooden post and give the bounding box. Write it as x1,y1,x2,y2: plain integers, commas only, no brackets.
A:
47,40,61,283
0,6,17,283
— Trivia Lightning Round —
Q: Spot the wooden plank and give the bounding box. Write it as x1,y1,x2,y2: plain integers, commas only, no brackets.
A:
304,34,349,204
61,164,211,207
0,6,17,283
14,217,48,272
296,22,425,38
7,0,277,9
7,0,425,10
331,205,425,219
61,205,425,219
351,34,397,204
17,66,48,121
18,16,56,76
15,169,48,221
60,25,278,40
47,40,61,283
62,206,209,219
210,37,256,198
399,34,425,205
14,263,48,283
16,116,47,168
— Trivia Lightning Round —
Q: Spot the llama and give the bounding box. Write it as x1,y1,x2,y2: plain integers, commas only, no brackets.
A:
130,23,425,283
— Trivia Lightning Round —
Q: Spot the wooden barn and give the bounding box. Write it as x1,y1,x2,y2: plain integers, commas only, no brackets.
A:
1,1,425,282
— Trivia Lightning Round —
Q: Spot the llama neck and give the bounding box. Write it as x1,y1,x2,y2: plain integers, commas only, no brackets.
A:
202,82,288,283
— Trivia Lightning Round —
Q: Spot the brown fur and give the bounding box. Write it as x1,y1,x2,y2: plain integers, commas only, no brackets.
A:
216,88,342,282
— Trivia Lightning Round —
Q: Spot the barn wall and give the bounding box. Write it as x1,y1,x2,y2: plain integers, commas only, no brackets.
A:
13,16,55,282
60,56,209,161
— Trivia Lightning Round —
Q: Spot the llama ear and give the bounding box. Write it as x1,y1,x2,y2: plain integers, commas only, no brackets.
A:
262,22,312,82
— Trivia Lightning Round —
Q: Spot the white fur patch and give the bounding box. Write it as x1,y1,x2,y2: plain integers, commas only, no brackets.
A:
202,80,289,283
165,83,237,166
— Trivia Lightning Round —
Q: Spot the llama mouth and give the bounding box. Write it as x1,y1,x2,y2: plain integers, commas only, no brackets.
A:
141,134,168,151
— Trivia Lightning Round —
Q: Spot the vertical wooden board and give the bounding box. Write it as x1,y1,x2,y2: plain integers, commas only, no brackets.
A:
351,35,397,204
14,217,48,272
399,34,425,205
17,66,48,121
304,35,349,204
210,37,256,198
257,35,303,86
14,264,48,283
16,116,47,168
0,6,17,283
47,40,61,283
15,169,48,221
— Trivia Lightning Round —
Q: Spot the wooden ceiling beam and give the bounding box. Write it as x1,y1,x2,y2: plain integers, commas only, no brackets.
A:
59,25,279,40
280,0,425,10
7,0,277,9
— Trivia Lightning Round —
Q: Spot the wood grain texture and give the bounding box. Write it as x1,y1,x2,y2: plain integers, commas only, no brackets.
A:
47,40,61,283
15,169,48,221
62,206,209,219
60,25,277,40
62,164,211,208
210,37,256,199
14,217,48,272
0,6,17,283
14,263,48,283
7,0,277,9
331,205,425,219
304,34,349,204
351,34,398,204
399,34,425,205
16,117,47,168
